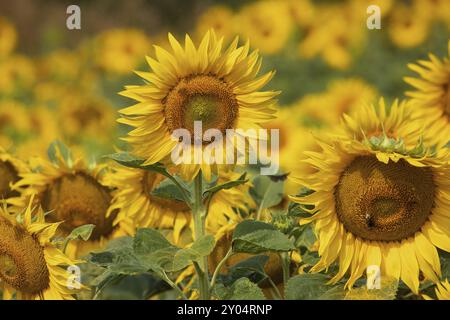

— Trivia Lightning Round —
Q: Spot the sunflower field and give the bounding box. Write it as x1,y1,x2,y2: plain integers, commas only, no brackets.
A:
0,0,450,301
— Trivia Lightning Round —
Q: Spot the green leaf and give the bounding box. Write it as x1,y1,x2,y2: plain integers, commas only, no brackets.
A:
203,172,248,198
133,228,215,273
105,152,168,176
250,175,284,210
232,220,295,254
440,251,450,281
65,224,96,242
225,255,269,285
220,278,266,300
89,243,148,275
133,228,174,255
285,274,335,300
47,140,72,165
292,224,316,250
171,235,216,272
151,176,190,203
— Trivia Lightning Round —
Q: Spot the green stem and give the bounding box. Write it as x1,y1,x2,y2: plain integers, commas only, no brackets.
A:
192,171,210,300
210,247,233,290
161,271,188,300
167,175,192,208
281,252,290,289
266,277,283,300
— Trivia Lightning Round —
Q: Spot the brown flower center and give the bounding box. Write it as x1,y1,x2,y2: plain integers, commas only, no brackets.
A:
71,105,103,128
0,160,20,199
41,172,116,240
164,75,238,139
142,172,190,212
334,156,435,241
0,217,50,295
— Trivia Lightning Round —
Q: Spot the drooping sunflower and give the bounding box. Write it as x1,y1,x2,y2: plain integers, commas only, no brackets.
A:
0,196,81,300
104,165,254,244
0,147,29,207
119,30,278,181
12,146,124,258
289,99,450,294
404,40,450,147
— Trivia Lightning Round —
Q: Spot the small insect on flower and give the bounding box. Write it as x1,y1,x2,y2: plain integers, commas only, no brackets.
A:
290,98,450,294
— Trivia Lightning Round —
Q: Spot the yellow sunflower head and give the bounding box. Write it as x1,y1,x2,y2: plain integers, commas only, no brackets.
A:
104,164,191,244
404,40,450,147
388,3,430,49
58,93,115,142
337,98,424,152
119,30,278,181
0,196,81,299
290,102,450,294
94,28,151,75
0,54,36,95
13,144,119,258
236,0,293,55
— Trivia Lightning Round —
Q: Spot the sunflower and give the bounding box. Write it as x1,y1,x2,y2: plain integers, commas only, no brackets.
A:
404,40,450,147
289,100,450,294
12,146,123,258
322,79,377,125
337,98,423,150
0,54,36,95
119,30,278,181
388,4,430,49
195,5,235,43
292,79,377,129
94,28,150,75
0,196,81,300
13,104,61,159
0,17,17,57
38,49,82,82
104,166,254,244
236,1,292,55
0,100,30,148
57,93,115,142
286,0,315,28
298,5,364,70
0,148,29,207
